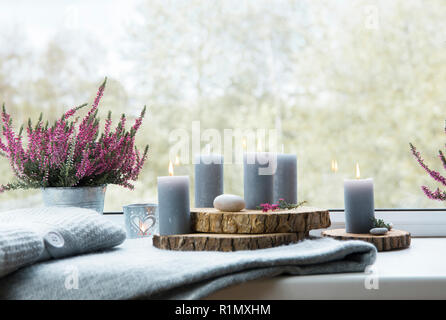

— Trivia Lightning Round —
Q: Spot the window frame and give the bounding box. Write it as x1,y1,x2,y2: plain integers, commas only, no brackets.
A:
104,208,446,237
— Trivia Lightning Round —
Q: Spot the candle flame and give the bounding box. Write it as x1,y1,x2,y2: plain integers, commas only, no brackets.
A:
257,139,262,152
331,159,338,173
242,138,247,150
205,144,211,155
168,161,174,176
138,220,150,236
355,162,360,179
175,155,180,165
139,221,147,233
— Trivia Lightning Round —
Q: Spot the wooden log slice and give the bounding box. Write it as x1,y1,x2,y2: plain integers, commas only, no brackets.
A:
322,229,411,252
153,232,308,252
190,206,330,234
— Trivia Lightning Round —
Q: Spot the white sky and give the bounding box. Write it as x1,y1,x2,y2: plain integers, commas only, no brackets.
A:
0,0,141,78
0,0,140,46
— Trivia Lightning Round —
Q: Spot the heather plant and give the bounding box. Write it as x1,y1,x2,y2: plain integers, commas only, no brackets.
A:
410,127,446,201
0,78,149,192
257,199,307,212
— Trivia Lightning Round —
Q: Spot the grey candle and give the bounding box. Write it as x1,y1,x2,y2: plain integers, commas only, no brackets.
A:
157,163,190,235
344,170,375,233
194,154,224,208
243,152,275,209
273,153,297,203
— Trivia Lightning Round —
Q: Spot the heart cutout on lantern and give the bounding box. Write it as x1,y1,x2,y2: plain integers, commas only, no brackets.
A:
130,215,156,236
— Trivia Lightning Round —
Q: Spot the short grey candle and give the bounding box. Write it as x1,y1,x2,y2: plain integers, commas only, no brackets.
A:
157,172,190,235
243,152,275,209
273,153,297,203
194,154,224,208
344,177,375,233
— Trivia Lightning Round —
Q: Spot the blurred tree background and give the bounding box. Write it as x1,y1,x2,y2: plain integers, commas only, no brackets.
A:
0,0,445,211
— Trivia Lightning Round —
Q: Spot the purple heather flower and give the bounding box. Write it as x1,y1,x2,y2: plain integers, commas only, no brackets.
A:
0,79,148,192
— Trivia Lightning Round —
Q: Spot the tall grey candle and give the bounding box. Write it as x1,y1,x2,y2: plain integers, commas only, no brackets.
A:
243,152,275,209
157,172,190,235
194,154,224,208
273,153,297,203
344,177,375,233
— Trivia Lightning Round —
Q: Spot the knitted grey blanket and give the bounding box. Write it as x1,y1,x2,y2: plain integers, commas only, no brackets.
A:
0,207,126,277
0,226,44,277
0,237,377,300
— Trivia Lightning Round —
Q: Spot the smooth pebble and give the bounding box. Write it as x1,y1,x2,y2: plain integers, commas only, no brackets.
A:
370,227,388,235
213,194,245,212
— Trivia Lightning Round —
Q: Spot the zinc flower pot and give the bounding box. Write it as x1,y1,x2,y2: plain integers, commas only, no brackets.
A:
42,186,107,214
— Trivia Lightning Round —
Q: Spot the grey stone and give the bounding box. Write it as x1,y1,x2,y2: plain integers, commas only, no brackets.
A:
370,227,388,235
213,194,245,212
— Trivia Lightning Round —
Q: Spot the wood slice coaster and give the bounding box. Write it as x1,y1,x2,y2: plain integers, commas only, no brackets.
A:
190,206,330,234
153,232,308,252
322,229,411,252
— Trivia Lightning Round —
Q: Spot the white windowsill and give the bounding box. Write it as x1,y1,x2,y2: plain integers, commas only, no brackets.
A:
207,238,446,300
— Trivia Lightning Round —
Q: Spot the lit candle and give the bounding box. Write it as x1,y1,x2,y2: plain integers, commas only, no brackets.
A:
194,145,224,208
157,161,190,235
344,163,375,233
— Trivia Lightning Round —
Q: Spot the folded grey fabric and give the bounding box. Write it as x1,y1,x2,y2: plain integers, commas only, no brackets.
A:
0,237,376,300
0,226,44,277
0,207,126,261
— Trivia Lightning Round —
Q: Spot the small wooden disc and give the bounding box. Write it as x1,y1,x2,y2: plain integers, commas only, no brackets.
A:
153,232,307,252
322,229,411,252
190,206,330,234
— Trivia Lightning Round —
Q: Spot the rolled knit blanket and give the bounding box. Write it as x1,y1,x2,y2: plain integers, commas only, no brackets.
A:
0,226,44,277
0,207,126,272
